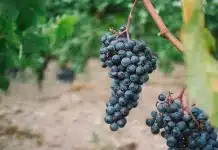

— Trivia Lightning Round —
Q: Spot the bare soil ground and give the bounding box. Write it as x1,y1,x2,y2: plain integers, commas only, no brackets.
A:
0,59,185,150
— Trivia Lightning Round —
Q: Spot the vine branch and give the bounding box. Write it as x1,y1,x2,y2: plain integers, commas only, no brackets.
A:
126,0,138,40
142,0,183,52
175,87,186,111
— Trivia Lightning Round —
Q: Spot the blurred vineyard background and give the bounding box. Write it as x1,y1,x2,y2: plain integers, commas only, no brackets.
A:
0,0,218,150
0,0,218,91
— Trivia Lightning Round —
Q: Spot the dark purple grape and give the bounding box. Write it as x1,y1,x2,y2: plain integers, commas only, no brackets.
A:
121,57,131,67
112,55,121,64
106,106,115,115
100,26,157,132
127,65,136,74
166,136,177,147
115,42,125,51
104,115,113,124
151,124,160,134
120,107,129,116
130,74,139,82
151,111,158,118
146,118,155,127
113,112,122,121
131,56,139,64
110,123,119,131
158,93,166,101
117,118,127,128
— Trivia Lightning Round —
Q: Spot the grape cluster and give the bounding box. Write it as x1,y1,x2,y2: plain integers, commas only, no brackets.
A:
146,92,218,150
99,25,157,131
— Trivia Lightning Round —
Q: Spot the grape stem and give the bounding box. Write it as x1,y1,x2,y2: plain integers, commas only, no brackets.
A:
166,91,174,104
142,0,183,52
176,88,203,129
175,87,186,111
126,0,138,40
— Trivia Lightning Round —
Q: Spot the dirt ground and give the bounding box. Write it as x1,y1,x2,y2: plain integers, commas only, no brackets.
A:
0,59,186,150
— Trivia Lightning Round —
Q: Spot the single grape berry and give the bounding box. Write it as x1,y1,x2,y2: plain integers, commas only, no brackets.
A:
130,74,139,82
156,103,167,113
104,115,113,124
146,118,155,127
136,66,145,75
113,112,122,121
158,93,166,101
118,50,126,58
106,106,115,115
166,136,177,147
151,111,158,118
131,56,139,64
151,124,160,134
117,118,127,128
127,65,136,73
121,57,131,67
119,97,128,106
120,107,129,116
110,123,119,131
126,51,134,58
177,121,187,131
112,55,121,64
115,42,125,51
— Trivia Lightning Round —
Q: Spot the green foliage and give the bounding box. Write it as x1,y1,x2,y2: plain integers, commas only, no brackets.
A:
204,0,218,60
0,0,78,91
44,0,182,76
183,0,218,128
0,0,217,91
45,0,217,73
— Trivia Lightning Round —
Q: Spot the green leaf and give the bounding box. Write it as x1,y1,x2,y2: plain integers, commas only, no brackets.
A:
55,15,78,41
203,28,216,53
0,1,19,21
183,0,218,128
22,30,51,55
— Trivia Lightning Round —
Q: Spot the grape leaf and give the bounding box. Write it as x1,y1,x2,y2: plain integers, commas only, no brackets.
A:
203,28,216,54
22,30,51,54
182,0,218,128
55,15,78,41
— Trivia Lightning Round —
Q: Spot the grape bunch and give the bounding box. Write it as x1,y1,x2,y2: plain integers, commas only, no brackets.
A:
145,92,218,149
99,25,157,131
